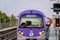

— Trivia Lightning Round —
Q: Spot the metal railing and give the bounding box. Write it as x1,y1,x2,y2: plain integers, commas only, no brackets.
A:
0,22,17,30
0,25,17,40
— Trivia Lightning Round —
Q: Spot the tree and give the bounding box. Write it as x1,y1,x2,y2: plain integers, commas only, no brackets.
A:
0,11,2,17
10,14,17,23
0,11,10,23
10,14,17,26
0,11,2,24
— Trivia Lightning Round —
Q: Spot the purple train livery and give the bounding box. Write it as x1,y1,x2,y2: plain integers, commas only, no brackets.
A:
17,10,50,40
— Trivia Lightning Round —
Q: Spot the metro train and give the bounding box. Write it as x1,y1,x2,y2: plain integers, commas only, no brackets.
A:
17,10,51,40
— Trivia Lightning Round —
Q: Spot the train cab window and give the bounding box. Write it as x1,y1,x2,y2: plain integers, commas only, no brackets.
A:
20,14,43,28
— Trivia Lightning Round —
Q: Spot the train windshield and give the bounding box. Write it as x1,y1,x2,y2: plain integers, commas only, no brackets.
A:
20,14,43,28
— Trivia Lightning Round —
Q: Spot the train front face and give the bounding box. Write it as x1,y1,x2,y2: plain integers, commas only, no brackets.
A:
17,10,46,40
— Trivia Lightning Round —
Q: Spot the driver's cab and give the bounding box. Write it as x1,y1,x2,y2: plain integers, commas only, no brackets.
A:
20,14,43,28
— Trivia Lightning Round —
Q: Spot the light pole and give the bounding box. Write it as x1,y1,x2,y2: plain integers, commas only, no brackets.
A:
50,0,60,40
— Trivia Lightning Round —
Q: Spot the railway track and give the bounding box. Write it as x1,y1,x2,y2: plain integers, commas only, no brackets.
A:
0,26,17,40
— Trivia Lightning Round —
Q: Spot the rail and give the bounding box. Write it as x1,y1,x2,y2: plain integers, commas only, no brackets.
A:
0,26,17,40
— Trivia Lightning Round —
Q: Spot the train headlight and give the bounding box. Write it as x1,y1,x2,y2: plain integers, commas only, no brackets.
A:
19,31,21,33
18,31,24,35
42,30,44,33
39,30,45,36
39,32,43,35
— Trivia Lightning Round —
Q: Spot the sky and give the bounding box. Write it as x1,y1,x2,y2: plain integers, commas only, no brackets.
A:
0,0,59,18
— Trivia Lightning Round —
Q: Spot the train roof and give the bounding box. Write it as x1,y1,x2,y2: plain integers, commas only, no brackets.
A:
17,10,45,18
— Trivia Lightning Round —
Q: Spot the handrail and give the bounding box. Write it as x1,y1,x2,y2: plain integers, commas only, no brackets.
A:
0,26,17,32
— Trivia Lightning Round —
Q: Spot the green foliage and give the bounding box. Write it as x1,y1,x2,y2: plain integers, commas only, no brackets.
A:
10,14,17,23
0,11,17,24
0,11,10,23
